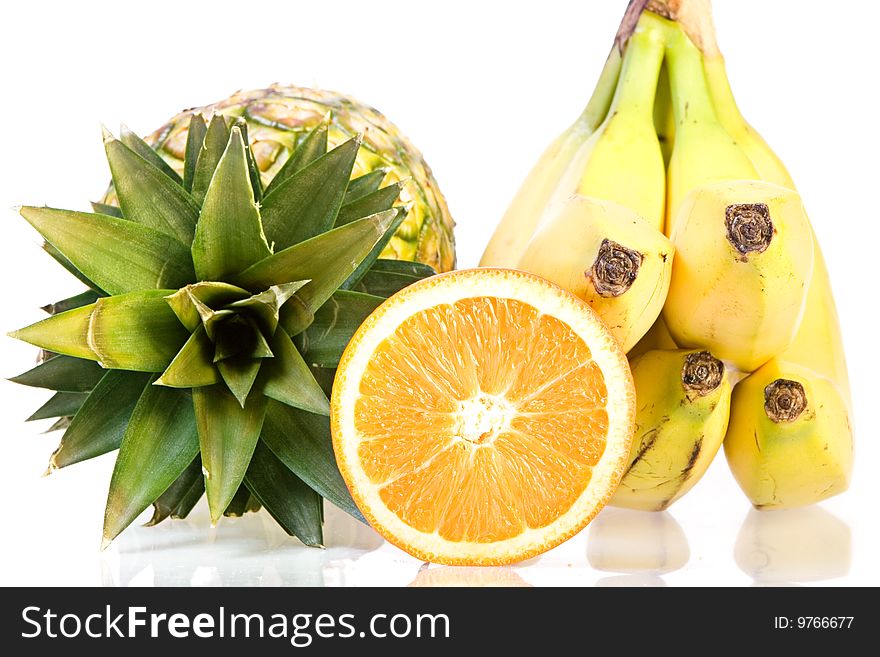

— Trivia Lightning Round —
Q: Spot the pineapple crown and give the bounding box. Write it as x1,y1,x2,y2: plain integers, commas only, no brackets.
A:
10,112,436,546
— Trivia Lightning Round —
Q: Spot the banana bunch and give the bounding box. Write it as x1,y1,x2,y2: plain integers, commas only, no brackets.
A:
483,7,673,353
483,0,853,511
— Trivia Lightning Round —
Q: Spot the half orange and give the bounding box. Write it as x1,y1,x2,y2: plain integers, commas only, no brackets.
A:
331,268,635,565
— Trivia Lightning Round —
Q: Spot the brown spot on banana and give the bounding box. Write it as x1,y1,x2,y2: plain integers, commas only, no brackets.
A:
654,437,704,511
681,351,723,399
764,379,807,422
587,239,643,297
681,437,703,479
626,426,663,472
725,203,774,258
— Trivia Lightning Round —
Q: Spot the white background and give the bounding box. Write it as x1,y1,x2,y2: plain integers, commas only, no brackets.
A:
0,0,877,586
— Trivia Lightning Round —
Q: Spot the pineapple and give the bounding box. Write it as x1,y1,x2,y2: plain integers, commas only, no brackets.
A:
10,112,443,547
102,85,455,273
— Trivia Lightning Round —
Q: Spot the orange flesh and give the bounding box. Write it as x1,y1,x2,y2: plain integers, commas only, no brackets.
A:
354,296,609,543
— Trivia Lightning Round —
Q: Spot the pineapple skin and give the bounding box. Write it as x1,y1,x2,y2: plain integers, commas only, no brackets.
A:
103,85,455,273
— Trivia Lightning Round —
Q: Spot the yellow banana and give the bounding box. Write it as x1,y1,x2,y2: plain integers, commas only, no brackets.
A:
662,180,814,372
658,14,815,372
626,315,677,360
612,348,731,511
479,49,621,268
659,12,757,233
512,14,673,352
518,195,671,352
684,12,854,508
702,54,851,404
572,22,667,230
723,359,852,509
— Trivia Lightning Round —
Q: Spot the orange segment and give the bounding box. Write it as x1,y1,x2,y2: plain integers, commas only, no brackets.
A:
331,268,635,566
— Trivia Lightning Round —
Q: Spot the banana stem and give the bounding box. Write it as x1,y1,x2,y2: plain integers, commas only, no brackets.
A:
606,19,666,120
576,0,655,130
702,56,746,130
647,0,720,56
577,49,623,130
665,24,720,126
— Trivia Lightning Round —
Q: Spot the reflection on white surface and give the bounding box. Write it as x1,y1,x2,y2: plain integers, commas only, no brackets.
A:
103,502,385,587
409,565,531,587
587,508,690,576
595,574,667,587
99,497,852,587
734,507,851,584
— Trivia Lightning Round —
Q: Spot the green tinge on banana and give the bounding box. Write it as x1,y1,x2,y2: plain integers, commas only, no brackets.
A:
518,195,672,353
663,180,814,372
660,13,758,234
573,23,667,231
723,359,853,509
611,348,731,511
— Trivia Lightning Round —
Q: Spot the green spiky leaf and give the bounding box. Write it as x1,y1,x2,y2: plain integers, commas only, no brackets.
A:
309,365,337,398
369,259,438,278
245,441,323,546
104,133,198,245
191,114,231,205
103,382,199,545
191,127,272,281
226,281,309,336
165,282,250,331
49,371,152,470
259,328,330,415
173,475,205,519
156,326,219,388
343,169,388,204
42,290,102,315
336,182,402,227
236,209,400,333
88,291,190,371
297,291,382,368
350,261,435,298
263,116,329,197
193,386,267,522
46,417,72,433
42,241,102,291
90,202,124,219
339,209,406,291
147,456,203,525
260,138,359,251
10,355,104,392
234,119,263,204
22,207,195,295
10,304,95,361
183,114,207,193
223,484,255,517
26,391,88,421
119,124,183,185
261,401,364,522
216,356,263,406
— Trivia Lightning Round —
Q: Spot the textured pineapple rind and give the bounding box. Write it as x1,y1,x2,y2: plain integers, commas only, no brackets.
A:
102,85,455,273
